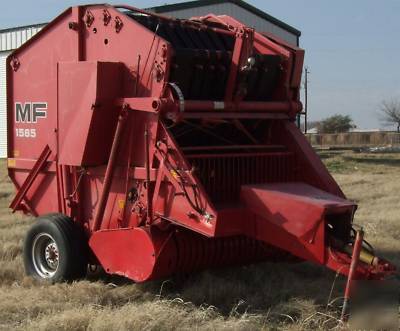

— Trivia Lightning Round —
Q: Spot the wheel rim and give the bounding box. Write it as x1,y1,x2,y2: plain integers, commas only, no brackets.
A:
31,233,60,278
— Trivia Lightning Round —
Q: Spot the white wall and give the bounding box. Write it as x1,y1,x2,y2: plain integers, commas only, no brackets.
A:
0,25,43,52
0,51,10,158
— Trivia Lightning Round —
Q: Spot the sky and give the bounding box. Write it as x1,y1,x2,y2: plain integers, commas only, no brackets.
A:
1,0,399,129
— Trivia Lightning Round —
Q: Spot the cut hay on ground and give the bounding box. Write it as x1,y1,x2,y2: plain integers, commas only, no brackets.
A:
0,152,399,330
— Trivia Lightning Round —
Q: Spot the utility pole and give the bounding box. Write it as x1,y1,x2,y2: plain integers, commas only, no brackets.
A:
304,67,310,134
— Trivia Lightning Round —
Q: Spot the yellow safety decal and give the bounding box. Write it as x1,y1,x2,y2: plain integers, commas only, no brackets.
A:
7,159,16,168
118,199,125,210
170,169,180,179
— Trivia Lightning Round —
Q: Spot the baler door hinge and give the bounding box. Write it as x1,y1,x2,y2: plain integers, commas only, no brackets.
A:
9,145,51,212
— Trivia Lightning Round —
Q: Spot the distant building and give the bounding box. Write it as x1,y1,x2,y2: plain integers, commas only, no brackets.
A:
306,127,318,134
0,0,301,157
350,128,386,133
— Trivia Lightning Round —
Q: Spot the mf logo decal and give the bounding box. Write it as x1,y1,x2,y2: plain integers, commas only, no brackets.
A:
15,102,47,123
14,102,48,139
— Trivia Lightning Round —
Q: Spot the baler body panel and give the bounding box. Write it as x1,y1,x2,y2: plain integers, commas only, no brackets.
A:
6,4,394,283
58,61,122,166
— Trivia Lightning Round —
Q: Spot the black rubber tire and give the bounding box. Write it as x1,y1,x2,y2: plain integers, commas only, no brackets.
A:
23,213,88,282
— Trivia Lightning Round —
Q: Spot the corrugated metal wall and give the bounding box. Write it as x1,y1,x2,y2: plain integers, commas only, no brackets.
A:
150,3,298,45
0,25,43,52
0,51,10,158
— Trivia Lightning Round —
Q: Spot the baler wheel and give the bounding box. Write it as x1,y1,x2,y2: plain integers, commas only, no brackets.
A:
23,213,88,282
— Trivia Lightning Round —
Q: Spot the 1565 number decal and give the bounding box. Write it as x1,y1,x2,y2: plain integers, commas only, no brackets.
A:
15,128,36,138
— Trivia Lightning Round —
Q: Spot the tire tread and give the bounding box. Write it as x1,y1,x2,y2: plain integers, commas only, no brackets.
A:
23,213,88,282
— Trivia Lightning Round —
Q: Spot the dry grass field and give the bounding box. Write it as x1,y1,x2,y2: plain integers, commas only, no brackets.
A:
0,152,399,330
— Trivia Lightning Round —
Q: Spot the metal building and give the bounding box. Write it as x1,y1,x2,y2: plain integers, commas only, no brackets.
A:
149,0,301,45
0,0,300,158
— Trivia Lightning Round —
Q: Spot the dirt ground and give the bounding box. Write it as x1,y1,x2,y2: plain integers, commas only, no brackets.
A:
0,152,399,330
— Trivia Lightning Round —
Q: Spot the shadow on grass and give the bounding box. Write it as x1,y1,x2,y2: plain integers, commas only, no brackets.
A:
86,248,399,320
87,261,346,318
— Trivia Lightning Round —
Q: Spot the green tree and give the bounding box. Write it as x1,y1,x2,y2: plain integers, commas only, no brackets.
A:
318,114,355,134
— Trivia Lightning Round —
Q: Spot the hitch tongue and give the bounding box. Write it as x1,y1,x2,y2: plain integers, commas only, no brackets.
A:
341,228,364,322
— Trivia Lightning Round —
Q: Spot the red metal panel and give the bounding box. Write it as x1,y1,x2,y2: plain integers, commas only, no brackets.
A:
242,183,354,240
241,183,355,263
58,61,121,166
89,227,161,282
7,9,76,162
280,121,346,197
9,145,51,212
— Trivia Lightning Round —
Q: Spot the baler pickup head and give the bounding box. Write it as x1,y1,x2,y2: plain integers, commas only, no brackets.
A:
241,183,395,280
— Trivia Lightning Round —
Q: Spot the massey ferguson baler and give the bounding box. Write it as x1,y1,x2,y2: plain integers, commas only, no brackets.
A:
6,4,394,306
